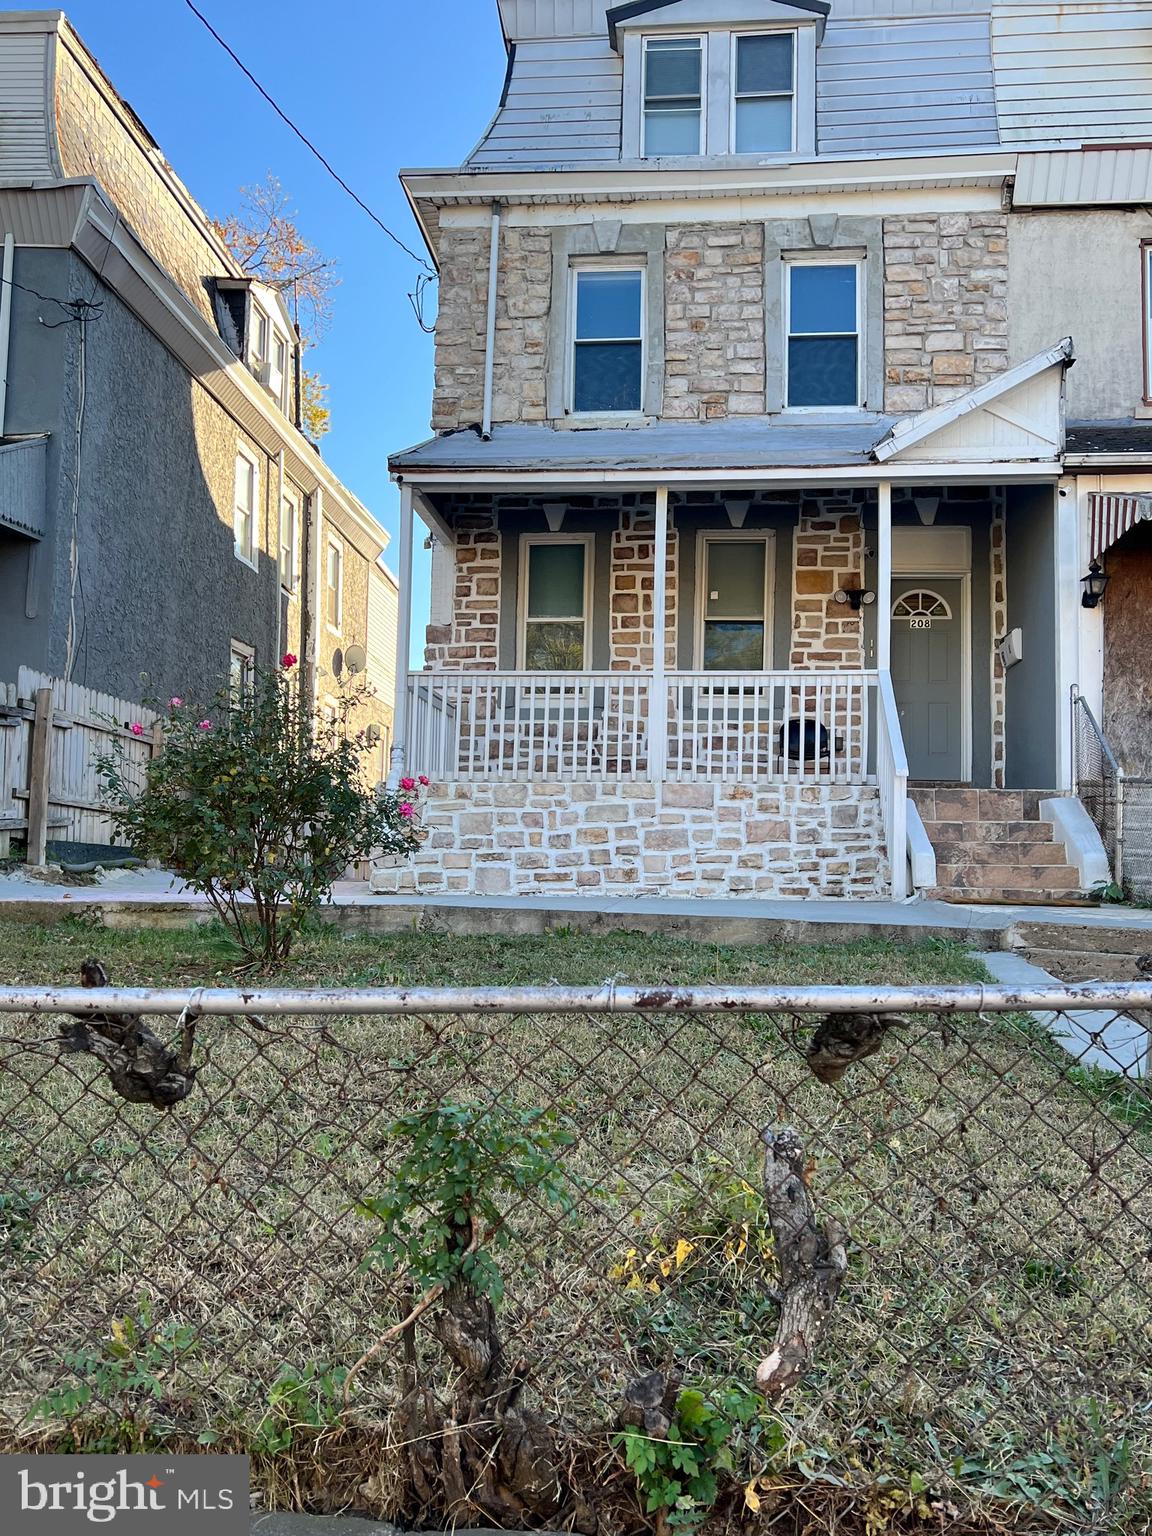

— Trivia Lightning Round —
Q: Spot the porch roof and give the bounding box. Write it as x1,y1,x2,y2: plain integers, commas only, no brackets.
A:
389,418,897,476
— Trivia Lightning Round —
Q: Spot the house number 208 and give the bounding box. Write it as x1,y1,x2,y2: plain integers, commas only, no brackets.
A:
909,617,933,631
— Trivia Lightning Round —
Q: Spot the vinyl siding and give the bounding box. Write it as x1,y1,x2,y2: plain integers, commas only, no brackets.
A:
468,36,623,166
818,15,999,153
991,1,1152,145
0,30,57,180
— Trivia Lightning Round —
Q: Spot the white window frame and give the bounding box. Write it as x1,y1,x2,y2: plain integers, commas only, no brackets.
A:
568,262,646,419
517,533,595,671
280,483,301,593
783,254,864,413
233,446,259,568
729,30,796,156
229,639,255,701
1143,242,1152,404
325,536,344,634
641,33,705,158
251,305,269,371
694,530,775,671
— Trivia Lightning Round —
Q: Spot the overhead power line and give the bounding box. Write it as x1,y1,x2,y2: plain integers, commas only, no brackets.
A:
183,0,437,280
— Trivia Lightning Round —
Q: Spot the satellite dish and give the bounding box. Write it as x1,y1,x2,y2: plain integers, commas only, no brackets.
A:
344,643,367,675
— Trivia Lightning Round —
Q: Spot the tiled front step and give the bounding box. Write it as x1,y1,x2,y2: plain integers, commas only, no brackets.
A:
931,887,1094,905
911,788,1049,822
923,819,1056,844
932,840,1068,867
933,863,1083,892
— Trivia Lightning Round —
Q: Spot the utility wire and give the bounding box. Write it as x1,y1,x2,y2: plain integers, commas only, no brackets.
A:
183,0,436,279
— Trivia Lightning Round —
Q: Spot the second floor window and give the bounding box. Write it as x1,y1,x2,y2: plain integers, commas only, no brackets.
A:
643,36,702,155
280,485,300,592
1144,243,1152,402
785,261,862,409
234,449,258,565
733,34,794,153
572,268,644,414
326,538,344,631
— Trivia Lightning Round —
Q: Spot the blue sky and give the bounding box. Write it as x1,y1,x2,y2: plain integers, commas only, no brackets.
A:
62,0,507,653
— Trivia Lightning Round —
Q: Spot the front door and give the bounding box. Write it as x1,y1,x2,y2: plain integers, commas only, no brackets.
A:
890,579,965,781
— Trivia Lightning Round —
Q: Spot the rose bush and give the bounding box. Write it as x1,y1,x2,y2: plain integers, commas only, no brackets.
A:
96,666,421,966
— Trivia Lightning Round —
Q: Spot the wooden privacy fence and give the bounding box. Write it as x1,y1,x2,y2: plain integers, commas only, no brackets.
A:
0,669,158,863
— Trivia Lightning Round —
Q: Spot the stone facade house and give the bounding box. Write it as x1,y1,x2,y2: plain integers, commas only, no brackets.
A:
0,11,395,757
378,0,1152,904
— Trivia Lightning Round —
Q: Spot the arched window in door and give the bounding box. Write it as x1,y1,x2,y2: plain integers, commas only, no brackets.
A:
893,589,953,628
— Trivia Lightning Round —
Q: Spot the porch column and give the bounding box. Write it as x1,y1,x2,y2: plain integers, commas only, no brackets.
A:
649,486,669,782
387,481,415,789
877,479,893,671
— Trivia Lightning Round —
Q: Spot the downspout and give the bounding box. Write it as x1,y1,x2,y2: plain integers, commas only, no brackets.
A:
481,201,501,440
0,232,15,433
300,486,321,718
274,448,285,664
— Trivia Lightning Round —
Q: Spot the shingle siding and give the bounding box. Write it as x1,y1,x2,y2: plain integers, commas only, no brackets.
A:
0,29,57,179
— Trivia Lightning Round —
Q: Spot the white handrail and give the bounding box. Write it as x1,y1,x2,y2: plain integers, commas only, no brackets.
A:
875,671,909,900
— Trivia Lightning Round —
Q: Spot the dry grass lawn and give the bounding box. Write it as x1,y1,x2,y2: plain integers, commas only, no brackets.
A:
0,918,1148,1534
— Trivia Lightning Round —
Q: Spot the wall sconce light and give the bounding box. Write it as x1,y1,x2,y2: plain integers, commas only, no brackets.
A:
833,587,877,612
913,494,940,526
542,501,567,532
725,496,751,529
1081,561,1109,609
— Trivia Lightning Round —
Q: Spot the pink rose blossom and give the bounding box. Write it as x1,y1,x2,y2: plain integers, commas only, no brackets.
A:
169,696,182,709
129,722,144,736
197,720,212,731
399,802,414,819
400,776,416,791
418,774,430,787
281,653,298,669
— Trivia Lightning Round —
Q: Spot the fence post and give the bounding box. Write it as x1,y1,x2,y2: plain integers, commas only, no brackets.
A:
25,685,52,867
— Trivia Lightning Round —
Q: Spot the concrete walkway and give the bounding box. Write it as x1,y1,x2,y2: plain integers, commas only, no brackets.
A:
4,864,1152,947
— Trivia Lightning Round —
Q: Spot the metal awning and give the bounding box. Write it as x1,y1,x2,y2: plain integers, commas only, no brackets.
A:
0,436,46,539
1089,491,1152,562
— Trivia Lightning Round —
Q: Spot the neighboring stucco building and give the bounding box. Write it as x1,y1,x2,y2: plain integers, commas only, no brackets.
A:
375,0,1152,904
0,11,394,757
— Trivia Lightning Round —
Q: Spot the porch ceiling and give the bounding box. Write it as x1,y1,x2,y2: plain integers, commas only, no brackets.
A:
390,418,896,476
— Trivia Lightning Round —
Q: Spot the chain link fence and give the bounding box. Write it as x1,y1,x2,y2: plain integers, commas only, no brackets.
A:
1,981,1151,1533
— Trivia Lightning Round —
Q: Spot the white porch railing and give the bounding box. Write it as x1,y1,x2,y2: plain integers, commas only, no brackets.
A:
407,672,652,782
407,670,878,786
405,668,915,897
667,671,870,784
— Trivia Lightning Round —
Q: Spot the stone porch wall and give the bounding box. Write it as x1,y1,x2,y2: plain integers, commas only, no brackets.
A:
423,511,501,668
791,501,866,669
372,781,889,899
610,508,677,669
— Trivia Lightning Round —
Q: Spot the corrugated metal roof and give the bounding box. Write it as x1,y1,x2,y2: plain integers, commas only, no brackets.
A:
1014,148,1152,206
390,418,895,473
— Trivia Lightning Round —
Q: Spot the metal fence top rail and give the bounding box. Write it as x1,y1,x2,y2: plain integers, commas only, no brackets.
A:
1,982,1151,1017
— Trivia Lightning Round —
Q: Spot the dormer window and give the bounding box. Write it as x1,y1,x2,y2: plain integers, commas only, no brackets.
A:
733,33,794,153
642,36,703,155
250,302,290,412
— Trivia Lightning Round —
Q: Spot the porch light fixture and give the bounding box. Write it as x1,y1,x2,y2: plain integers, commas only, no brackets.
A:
542,501,567,532
1081,561,1109,609
833,587,876,612
725,496,752,529
913,494,940,526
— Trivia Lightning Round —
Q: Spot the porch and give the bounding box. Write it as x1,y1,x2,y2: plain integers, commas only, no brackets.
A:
380,346,1074,902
